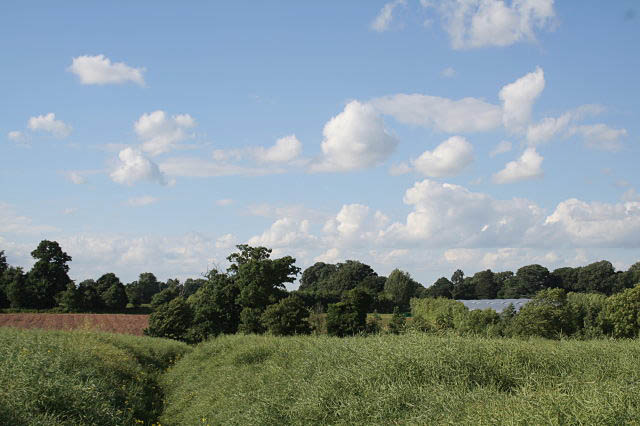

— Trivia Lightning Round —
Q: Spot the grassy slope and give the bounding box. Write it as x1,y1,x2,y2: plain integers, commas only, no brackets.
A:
161,333,640,425
0,327,190,425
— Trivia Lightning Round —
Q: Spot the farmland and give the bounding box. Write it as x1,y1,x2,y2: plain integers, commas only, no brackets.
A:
3,326,640,425
0,313,149,335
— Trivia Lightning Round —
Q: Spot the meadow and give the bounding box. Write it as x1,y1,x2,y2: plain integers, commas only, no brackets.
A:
4,326,640,425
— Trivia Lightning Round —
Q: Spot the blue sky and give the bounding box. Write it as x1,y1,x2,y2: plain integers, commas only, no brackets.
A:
1,1,639,287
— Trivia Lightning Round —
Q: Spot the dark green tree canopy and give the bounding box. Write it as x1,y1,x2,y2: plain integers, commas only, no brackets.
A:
27,240,73,308
298,262,338,292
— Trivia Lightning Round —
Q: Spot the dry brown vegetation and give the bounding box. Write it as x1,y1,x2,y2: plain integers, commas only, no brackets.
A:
0,313,149,335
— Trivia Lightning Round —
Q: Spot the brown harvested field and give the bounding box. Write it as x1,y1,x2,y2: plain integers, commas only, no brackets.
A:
0,313,149,336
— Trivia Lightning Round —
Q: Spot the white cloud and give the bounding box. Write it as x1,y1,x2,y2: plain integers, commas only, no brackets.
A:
490,140,512,157
569,124,627,151
389,162,412,176
252,134,302,163
545,199,640,247
127,195,158,207
215,233,236,249
314,247,341,263
135,111,196,156
7,130,26,143
435,0,555,49
0,203,59,235
372,94,501,133
412,136,474,177
68,54,145,86
28,113,72,138
110,147,167,186
499,67,545,133
382,179,545,247
526,104,604,145
248,217,317,248
311,101,398,172
622,189,640,202
492,147,543,184
371,0,406,32
441,67,456,78
63,208,78,215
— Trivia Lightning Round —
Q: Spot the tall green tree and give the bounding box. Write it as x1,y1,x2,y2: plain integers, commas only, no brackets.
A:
27,240,72,308
228,245,300,334
384,269,422,311
261,294,311,336
426,277,454,299
471,270,498,299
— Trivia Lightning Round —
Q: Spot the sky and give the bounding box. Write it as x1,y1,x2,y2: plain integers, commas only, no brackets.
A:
1,1,639,288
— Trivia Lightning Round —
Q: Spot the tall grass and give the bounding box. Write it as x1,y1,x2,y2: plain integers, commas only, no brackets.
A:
0,327,190,425
161,332,640,425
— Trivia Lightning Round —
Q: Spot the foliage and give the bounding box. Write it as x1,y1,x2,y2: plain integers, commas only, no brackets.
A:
145,298,194,342
26,240,73,309
326,288,370,337
387,306,406,334
298,262,338,292
510,288,573,339
410,297,468,332
426,277,453,298
384,269,423,311
187,271,240,341
150,285,181,309
261,294,311,336
601,284,640,338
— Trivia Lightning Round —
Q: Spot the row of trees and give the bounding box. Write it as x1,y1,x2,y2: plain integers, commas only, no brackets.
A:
427,261,640,300
411,285,640,339
0,242,206,312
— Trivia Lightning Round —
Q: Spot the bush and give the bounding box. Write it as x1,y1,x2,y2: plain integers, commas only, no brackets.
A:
410,297,468,332
145,297,194,342
387,307,406,334
510,288,572,339
601,284,640,338
261,294,311,336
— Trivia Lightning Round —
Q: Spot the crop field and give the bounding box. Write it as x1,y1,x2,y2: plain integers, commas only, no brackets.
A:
4,326,640,425
0,313,149,335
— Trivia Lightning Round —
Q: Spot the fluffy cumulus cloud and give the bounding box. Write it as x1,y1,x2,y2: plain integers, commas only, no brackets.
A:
431,0,555,49
312,101,398,172
252,134,302,163
412,136,474,177
492,147,543,184
370,0,406,32
382,179,545,247
499,67,545,132
248,217,316,249
27,113,72,138
135,111,196,156
372,94,501,133
68,54,145,86
110,148,167,186
545,199,640,247
54,232,225,282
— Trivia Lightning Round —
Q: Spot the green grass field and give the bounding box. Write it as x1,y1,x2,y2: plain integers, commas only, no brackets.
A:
161,333,640,425
0,327,190,425
3,327,640,425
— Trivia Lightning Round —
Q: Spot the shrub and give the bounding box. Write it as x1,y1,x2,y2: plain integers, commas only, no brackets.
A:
410,297,468,332
261,294,311,336
510,288,573,339
600,284,640,338
145,297,194,342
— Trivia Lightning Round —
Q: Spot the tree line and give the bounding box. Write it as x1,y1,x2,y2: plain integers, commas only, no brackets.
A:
2,240,640,342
